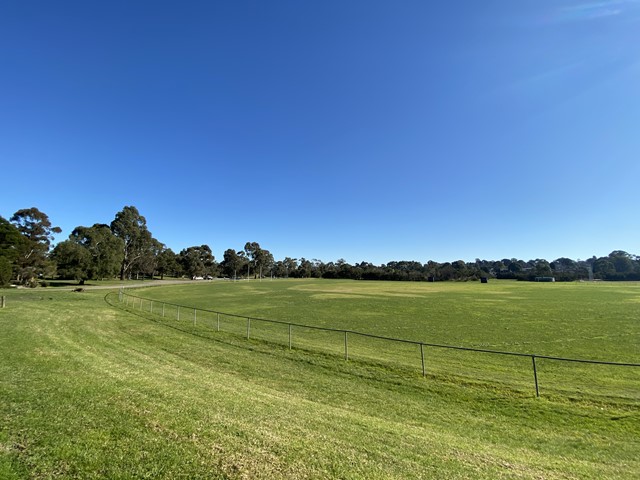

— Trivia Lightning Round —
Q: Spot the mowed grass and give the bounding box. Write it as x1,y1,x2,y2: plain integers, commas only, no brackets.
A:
0,282,638,479
128,279,640,401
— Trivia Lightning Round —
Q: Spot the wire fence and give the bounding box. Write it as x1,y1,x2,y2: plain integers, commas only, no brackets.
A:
112,290,640,401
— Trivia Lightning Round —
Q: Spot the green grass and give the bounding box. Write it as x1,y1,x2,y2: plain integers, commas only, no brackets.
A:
1,281,639,478
125,279,640,401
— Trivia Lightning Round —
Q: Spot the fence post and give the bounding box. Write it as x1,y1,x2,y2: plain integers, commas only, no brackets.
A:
288,324,292,349
344,332,349,360
177,306,180,321
247,318,251,339
532,355,540,398
140,298,143,311
1,296,5,308
150,300,153,314
162,303,165,317
194,308,197,326
420,343,426,377
217,312,220,331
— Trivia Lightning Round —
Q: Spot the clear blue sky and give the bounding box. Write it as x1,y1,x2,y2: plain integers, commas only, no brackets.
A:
1,1,638,264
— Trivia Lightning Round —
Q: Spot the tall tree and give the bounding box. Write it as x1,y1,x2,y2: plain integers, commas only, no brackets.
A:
10,208,61,284
131,238,164,280
221,248,245,280
70,224,124,280
179,245,216,278
110,206,154,280
243,242,274,279
0,216,24,264
244,242,261,278
51,240,91,283
156,247,179,279
0,218,19,286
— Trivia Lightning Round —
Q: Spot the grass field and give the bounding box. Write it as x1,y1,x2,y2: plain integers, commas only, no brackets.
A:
123,279,640,401
1,280,639,478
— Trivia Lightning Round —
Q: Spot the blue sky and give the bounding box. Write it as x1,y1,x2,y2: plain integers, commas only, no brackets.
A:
1,1,638,264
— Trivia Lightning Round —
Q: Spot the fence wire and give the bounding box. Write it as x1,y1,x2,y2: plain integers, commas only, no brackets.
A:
114,290,640,401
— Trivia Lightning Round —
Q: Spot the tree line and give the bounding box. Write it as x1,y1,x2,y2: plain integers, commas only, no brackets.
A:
1,206,639,287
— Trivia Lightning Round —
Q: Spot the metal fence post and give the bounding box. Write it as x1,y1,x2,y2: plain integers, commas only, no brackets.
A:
532,355,540,398
216,312,220,331
420,343,426,377
247,318,251,339
177,306,180,321
150,300,153,314
289,324,292,349
162,303,165,317
194,308,197,326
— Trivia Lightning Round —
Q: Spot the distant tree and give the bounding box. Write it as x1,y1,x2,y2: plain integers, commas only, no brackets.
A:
10,208,61,284
609,251,634,274
110,206,154,280
534,259,552,277
156,247,179,279
130,238,165,280
255,248,274,279
69,224,124,280
51,240,91,283
0,216,24,263
296,257,314,278
0,256,13,286
179,245,216,278
220,249,240,279
283,257,297,278
593,257,615,279
243,242,262,278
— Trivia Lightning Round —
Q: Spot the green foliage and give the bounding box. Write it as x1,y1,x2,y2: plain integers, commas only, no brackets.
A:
179,245,216,278
8,208,60,284
4,205,640,285
156,247,180,279
71,224,124,280
110,206,155,280
50,240,91,282
0,256,12,286
220,248,246,279
0,216,24,263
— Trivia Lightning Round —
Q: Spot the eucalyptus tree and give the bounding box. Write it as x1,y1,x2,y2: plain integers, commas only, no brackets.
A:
156,247,179,279
221,248,245,280
0,217,21,285
51,240,91,283
110,206,154,280
243,242,275,279
10,208,61,284
70,224,124,280
243,242,260,278
179,245,216,278
0,216,24,263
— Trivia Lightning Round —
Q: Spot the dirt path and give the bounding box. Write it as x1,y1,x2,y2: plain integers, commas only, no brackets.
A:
81,279,211,290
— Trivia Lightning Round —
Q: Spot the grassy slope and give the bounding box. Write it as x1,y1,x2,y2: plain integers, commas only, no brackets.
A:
1,285,638,479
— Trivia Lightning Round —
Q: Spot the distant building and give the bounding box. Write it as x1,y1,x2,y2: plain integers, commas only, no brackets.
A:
534,276,555,282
